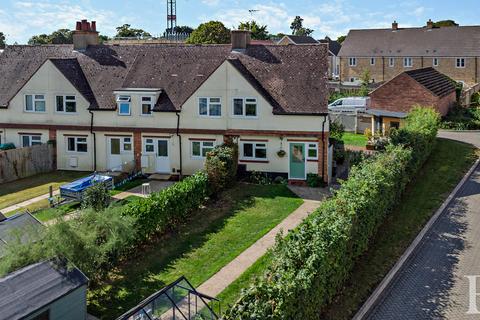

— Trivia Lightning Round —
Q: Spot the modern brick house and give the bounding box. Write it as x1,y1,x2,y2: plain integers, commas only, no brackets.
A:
338,20,480,87
319,36,341,79
368,67,456,133
0,21,331,183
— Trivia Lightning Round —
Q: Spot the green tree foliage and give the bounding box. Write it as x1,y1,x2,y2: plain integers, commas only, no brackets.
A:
81,183,110,211
238,20,269,40
172,25,194,34
205,144,239,194
115,24,151,38
433,20,459,27
330,120,345,141
186,21,231,44
0,32,5,48
290,16,314,36
225,108,440,319
337,35,346,43
28,29,73,45
98,34,110,44
359,69,371,96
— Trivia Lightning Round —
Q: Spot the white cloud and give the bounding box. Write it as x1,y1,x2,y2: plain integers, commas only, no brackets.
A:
201,0,220,6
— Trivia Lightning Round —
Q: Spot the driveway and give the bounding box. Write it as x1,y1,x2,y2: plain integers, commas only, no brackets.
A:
363,132,480,319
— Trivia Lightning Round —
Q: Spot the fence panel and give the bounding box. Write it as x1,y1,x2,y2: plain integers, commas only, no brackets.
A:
329,112,372,133
0,144,55,184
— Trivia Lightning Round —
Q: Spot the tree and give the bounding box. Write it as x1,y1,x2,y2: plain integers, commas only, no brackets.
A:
173,25,194,34
336,35,346,44
290,16,313,36
433,20,459,27
28,29,73,45
238,20,269,40
28,34,51,45
115,24,151,38
186,21,230,44
98,34,110,44
0,32,5,49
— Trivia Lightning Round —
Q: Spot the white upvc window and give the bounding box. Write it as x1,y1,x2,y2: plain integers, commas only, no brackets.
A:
233,98,258,117
349,57,357,67
433,58,439,67
198,97,221,117
241,142,267,160
21,134,41,147
389,57,395,67
117,95,131,116
370,57,376,65
141,96,154,115
456,58,466,68
67,136,88,153
25,94,46,112
56,95,77,113
144,138,155,153
191,140,215,158
404,57,413,68
121,137,133,152
306,143,318,160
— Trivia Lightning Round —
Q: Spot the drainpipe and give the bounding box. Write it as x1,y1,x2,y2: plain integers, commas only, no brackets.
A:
89,110,97,171
176,112,183,179
321,115,327,183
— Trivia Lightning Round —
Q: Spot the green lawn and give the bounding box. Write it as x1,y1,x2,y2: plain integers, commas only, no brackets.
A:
322,138,479,319
0,171,89,211
87,183,303,319
33,202,81,222
342,133,367,147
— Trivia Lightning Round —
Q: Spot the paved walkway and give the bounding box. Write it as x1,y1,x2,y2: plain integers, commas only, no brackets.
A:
112,180,174,200
0,190,59,215
197,198,321,297
360,131,480,319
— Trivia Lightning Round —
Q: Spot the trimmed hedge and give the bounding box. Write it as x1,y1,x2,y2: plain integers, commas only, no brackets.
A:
224,107,440,319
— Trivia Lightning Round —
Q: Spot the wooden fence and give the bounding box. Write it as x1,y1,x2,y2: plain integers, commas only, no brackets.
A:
0,144,55,184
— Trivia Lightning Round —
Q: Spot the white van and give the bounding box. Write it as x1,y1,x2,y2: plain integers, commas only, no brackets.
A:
328,97,369,113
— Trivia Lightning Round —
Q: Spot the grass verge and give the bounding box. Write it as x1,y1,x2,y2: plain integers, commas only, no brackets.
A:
322,138,479,319
87,183,303,319
342,132,367,147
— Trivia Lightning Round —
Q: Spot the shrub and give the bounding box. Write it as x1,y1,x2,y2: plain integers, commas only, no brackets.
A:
225,107,439,319
205,144,238,194
81,183,110,211
330,120,345,141
306,173,323,188
122,171,209,241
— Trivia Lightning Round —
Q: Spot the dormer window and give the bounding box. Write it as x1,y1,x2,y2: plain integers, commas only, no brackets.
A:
141,96,154,115
117,95,131,116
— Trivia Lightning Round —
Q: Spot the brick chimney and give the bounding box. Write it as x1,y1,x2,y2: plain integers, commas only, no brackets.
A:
392,21,399,31
73,19,99,50
231,30,251,51
426,19,434,29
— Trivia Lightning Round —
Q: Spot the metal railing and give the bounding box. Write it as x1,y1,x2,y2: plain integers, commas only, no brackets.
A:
117,276,221,320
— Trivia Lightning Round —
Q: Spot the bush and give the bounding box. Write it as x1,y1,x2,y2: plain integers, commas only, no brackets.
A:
306,173,323,188
440,105,480,130
330,120,345,141
225,107,439,319
81,183,110,211
205,144,238,194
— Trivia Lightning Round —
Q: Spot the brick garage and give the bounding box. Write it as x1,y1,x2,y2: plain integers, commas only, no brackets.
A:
369,67,456,117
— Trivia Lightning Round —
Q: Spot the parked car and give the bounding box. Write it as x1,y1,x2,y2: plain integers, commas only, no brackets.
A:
328,97,369,113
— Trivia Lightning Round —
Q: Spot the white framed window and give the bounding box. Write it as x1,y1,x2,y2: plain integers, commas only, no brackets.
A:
389,57,395,67
141,96,154,115
404,57,413,68
21,134,41,147
144,138,155,153
198,97,221,117
349,57,357,67
67,137,87,153
25,94,46,112
122,137,133,152
56,95,76,113
370,58,376,65
433,58,439,67
233,98,258,117
191,141,215,158
117,95,131,116
241,142,267,160
306,143,318,160
456,58,466,68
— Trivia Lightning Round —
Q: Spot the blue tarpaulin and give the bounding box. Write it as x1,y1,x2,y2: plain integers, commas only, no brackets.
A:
60,174,113,200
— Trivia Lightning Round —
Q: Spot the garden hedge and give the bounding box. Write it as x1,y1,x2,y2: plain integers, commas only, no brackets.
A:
224,107,440,319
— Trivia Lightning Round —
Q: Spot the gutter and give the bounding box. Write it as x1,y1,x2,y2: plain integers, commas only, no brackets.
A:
321,115,328,183
89,110,97,171
176,112,183,179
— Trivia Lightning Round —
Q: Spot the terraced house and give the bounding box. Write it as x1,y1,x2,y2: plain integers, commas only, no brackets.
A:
339,20,480,87
0,20,331,183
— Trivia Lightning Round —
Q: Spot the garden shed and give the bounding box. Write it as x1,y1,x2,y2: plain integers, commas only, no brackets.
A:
0,212,43,257
0,260,88,320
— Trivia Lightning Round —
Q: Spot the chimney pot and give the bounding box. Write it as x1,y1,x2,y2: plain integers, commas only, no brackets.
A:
73,19,99,50
392,21,398,30
91,21,96,31
231,30,251,51
76,21,82,31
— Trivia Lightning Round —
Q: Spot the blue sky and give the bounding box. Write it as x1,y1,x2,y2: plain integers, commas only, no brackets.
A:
1,0,479,44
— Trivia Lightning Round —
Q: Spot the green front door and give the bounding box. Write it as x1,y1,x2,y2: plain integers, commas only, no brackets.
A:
289,143,306,180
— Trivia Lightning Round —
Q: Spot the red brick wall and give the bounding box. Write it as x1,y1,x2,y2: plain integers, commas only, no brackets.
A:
133,132,142,171
318,132,329,183
369,73,455,116
49,128,57,169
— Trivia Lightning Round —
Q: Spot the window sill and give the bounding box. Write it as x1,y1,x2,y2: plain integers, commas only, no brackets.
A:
239,159,269,163
307,159,319,162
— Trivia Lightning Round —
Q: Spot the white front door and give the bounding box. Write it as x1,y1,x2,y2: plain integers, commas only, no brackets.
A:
107,137,122,171
155,139,170,173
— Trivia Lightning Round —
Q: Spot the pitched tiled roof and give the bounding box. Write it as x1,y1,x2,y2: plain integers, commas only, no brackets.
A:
319,37,341,56
339,26,480,57
0,44,328,114
280,35,319,45
404,67,456,97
